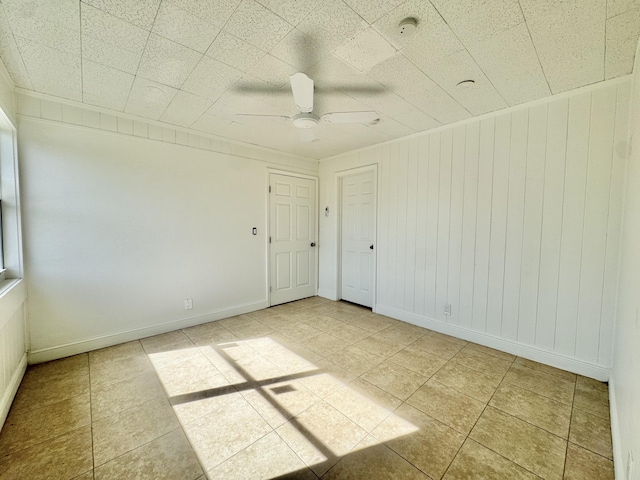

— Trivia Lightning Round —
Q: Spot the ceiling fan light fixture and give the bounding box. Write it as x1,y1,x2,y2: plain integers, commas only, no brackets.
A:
398,18,418,38
146,85,164,94
293,113,319,129
456,79,476,89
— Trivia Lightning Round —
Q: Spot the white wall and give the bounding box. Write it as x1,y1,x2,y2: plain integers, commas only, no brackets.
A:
17,97,317,362
319,77,631,380
609,42,640,480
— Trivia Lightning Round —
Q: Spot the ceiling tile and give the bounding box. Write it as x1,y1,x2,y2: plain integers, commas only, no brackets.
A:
15,37,81,101
372,114,415,137
181,56,242,101
224,0,293,51
159,90,213,127
166,0,241,28
81,0,161,30
606,7,640,78
608,0,640,17
464,23,551,105
210,90,285,118
368,54,471,124
152,1,220,53
0,8,32,88
342,89,413,117
80,3,148,74
205,31,267,71
137,34,202,88
247,54,297,87
520,0,606,93
429,0,524,44
2,1,80,56
190,113,234,135
343,0,405,24
255,0,319,26
405,49,508,115
82,60,134,110
393,108,441,132
269,28,326,71
124,76,178,119
296,0,368,51
333,27,397,72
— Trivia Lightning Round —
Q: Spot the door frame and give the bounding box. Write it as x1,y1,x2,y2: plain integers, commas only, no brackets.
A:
267,169,319,307
335,164,378,311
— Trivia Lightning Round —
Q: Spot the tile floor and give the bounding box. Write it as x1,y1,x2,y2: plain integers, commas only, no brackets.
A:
0,297,614,479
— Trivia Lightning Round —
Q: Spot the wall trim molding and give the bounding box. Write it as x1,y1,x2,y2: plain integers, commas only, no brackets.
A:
376,304,610,381
0,352,26,430
27,300,268,364
609,378,624,479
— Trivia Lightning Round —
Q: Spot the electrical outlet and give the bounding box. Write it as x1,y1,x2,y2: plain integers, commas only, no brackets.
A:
444,304,452,316
628,451,634,479
184,298,193,310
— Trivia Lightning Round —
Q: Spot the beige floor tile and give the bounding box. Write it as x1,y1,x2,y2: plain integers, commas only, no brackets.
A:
361,360,429,400
325,382,397,432
242,380,321,428
443,439,539,479
564,443,614,480
432,361,500,403
376,324,426,345
316,358,358,383
92,397,180,466
354,335,402,358
569,409,613,459
145,344,205,370
89,341,146,365
95,429,202,480
182,322,238,347
302,331,351,356
323,436,430,480
154,353,230,397
72,471,95,480
406,380,485,434
469,406,567,480
183,396,272,471
489,382,572,438
0,393,91,456
276,401,367,477
303,314,344,332
408,335,464,360
388,344,447,377
278,322,322,342
348,378,403,411
225,320,274,338
298,371,348,399
90,353,155,390
513,357,577,382
373,403,465,479
328,323,371,343
0,426,92,480
171,385,241,425
91,371,166,421
503,363,575,405
327,345,383,376
217,314,257,329
464,343,516,362
237,354,287,382
207,431,315,480
252,312,293,329
428,331,468,347
574,376,610,419
345,313,396,332
20,354,88,383
140,330,194,354
450,347,512,379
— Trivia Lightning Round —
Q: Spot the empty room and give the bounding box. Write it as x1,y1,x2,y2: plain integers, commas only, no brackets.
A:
0,0,639,479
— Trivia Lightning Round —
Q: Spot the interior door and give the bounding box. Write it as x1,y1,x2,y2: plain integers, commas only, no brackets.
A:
269,173,317,306
341,170,375,308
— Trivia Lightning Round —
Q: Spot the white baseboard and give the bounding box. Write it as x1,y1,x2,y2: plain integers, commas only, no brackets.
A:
376,304,610,381
28,300,269,364
609,377,625,479
0,352,27,431
317,289,338,301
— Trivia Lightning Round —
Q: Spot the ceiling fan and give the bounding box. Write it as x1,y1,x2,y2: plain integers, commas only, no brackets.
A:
235,73,380,142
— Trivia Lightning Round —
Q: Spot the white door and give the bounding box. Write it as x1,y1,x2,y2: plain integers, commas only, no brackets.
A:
341,171,375,308
269,173,317,306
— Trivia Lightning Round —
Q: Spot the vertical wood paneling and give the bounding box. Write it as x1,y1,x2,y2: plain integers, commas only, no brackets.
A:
447,125,466,323
405,138,419,312
1,304,26,420
556,92,592,356
486,114,512,336
459,122,480,328
599,83,631,365
472,118,495,331
502,109,529,340
518,104,547,344
576,87,617,362
386,142,399,308
395,141,409,309
377,145,391,306
435,129,453,321
414,136,430,317
536,98,569,351
424,132,441,318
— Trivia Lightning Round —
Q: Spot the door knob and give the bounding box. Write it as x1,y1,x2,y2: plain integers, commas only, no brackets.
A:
311,242,316,247
370,244,374,250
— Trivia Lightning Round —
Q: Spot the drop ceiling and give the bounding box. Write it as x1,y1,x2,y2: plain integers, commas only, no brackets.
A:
0,0,639,159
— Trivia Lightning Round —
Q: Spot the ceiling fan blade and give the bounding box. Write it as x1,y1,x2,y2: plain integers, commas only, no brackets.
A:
299,127,316,143
290,73,314,113
321,111,380,124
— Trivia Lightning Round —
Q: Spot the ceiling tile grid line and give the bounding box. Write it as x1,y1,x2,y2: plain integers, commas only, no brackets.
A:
0,0,638,158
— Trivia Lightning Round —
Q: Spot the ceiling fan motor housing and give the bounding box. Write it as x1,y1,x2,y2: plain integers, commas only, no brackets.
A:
293,113,320,129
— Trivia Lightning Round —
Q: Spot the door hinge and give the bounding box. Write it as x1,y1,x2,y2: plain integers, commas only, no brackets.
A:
269,185,271,193
269,236,272,243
